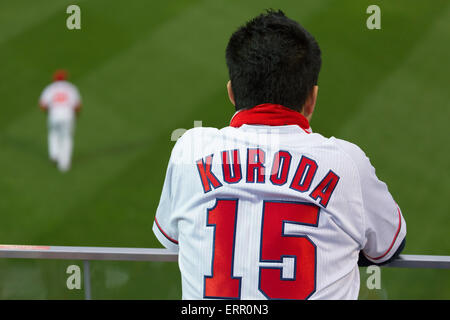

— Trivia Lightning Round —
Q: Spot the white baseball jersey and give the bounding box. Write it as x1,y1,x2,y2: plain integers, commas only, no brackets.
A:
39,81,81,121
153,122,406,300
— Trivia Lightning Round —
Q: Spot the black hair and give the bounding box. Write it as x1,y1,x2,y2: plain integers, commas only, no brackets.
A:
226,9,322,111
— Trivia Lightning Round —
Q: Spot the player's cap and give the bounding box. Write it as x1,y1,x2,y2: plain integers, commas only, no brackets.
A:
53,69,68,81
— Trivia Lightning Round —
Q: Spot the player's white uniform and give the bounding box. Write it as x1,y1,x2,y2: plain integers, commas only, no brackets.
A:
39,81,81,172
153,111,406,300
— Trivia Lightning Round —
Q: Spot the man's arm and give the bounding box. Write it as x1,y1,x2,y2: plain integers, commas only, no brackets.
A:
358,238,406,267
152,158,179,252
151,136,188,253
39,101,48,112
333,138,407,265
74,103,82,116
356,152,407,265
73,85,82,116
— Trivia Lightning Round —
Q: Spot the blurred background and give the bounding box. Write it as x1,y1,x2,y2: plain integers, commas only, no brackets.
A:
0,0,449,299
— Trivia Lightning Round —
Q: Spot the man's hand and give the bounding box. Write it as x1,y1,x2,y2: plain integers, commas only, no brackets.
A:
39,101,48,112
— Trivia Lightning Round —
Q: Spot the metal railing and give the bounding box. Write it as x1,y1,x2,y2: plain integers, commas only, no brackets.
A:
0,244,449,299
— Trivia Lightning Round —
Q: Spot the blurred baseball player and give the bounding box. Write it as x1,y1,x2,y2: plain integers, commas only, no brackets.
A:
153,10,406,299
39,70,81,172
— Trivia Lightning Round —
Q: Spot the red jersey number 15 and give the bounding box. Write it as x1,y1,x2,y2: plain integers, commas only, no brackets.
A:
204,199,320,300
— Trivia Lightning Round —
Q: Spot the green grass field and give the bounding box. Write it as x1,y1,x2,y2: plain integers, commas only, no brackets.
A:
0,0,449,299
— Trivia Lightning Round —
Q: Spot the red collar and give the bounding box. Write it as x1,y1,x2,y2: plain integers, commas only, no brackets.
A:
230,103,312,134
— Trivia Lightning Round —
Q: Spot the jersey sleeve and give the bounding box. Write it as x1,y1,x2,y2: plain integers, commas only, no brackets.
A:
359,162,406,264
39,86,51,108
333,138,407,264
152,139,185,252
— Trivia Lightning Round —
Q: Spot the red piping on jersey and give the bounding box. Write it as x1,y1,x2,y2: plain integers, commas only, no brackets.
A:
154,217,179,245
366,206,402,261
230,103,312,134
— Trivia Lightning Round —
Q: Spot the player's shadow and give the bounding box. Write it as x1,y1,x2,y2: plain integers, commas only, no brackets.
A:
73,138,153,164
1,130,172,170
0,133,48,163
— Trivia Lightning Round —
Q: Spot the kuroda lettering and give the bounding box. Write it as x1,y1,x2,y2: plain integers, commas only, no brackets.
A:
196,148,340,208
